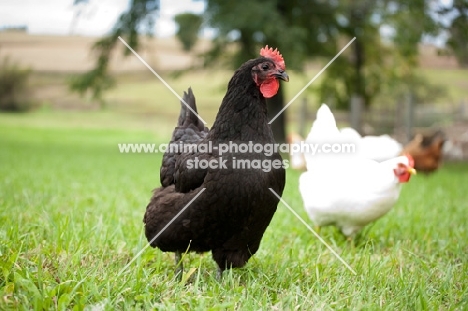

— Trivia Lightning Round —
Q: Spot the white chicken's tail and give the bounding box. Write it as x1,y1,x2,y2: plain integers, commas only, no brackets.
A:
311,104,338,135
303,104,341,170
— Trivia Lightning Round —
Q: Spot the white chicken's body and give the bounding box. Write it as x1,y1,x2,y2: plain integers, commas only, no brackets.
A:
299,157,403,237
340,127,403,162
299,104,414,237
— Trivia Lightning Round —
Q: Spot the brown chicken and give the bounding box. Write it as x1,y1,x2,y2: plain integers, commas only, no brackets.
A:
401,130,446,173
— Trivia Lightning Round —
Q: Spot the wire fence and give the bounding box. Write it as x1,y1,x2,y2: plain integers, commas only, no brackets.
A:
295,97,468,161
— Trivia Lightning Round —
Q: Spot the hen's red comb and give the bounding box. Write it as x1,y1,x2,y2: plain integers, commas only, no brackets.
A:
260,45,285,70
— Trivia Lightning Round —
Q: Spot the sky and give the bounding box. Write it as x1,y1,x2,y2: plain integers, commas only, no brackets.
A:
0,0,205,37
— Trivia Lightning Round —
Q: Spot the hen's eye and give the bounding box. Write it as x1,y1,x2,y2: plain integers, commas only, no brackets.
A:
261,64,269,70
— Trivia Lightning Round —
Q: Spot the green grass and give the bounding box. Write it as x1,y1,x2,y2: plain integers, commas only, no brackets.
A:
420,68,468,102
1,114,468,310
101,70,320,125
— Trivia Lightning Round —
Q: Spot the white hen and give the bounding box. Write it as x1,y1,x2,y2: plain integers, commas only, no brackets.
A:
299,104,416,238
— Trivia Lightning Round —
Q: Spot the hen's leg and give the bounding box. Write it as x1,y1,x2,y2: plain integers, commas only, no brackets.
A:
175,251,183,281
216,267,223,281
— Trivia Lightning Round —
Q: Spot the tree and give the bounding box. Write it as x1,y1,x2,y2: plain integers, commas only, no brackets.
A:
203,0,337,142
318,0,441,111
438,0,468,67
69,0,159,108
71,0,446,138
174,13,203,52
447,14,468,67
71,0,337,142
318,0,381,110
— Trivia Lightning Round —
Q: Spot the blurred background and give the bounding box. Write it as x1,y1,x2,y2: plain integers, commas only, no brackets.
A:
1,0,467,160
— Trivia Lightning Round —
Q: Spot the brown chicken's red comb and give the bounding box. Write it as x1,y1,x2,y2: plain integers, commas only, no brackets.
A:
260,45,285,70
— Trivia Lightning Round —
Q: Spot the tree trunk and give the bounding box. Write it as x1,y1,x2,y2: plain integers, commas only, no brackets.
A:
348,3,368,108
353,37,365,106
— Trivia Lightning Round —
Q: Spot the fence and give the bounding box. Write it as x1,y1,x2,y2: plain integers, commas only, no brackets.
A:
295,97,468,160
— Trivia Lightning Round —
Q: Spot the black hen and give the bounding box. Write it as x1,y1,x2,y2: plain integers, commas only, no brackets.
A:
143,46,288,279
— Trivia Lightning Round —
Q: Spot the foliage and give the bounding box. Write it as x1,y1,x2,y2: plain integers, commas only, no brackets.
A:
174,13,203,52
317,0,442,109
377,49,447,106
438,0,468,67
69,0,159,107
202,0,339,142
446,14,468,67
68,36,117,108
202,0,345,73
0,57,33,112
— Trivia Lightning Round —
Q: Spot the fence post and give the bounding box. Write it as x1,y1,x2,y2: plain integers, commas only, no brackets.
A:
394,99,401,136
458,99,466,122
298,97,308,138
405,93,414,143
350,95,363,134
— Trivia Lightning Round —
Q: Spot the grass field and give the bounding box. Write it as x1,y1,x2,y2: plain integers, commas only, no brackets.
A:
1,112,468,310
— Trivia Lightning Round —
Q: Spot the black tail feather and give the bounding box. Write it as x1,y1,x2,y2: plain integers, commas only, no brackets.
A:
177,87,205,132
160,87,209,187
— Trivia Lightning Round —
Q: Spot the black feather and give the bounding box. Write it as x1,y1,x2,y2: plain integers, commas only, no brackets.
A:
159,87,208,187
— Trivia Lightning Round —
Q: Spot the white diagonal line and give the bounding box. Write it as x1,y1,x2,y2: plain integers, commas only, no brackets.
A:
118,36,207,125
269,37,356,124
118,187,206,276
268,188,357,275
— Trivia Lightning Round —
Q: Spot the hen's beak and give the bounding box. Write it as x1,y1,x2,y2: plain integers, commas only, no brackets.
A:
274,70,289,82
408,167,417,175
